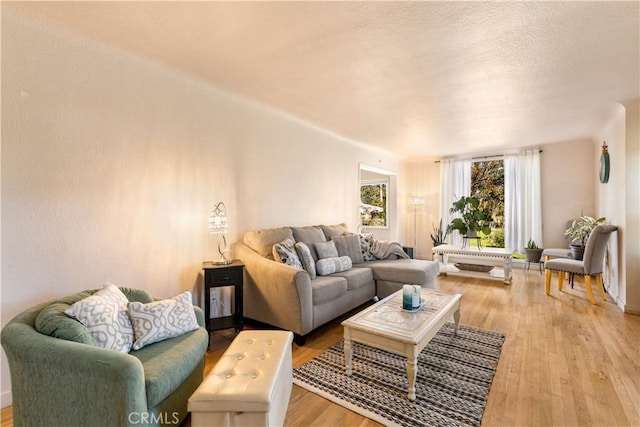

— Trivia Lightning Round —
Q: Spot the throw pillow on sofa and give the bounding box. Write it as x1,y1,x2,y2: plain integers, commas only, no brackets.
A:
64,282,134,353
316,256,353,276
315,240,339,259
273,238,303,269
331,234,364,264
356,233,377,261
127,291,199,350
295,242,317,279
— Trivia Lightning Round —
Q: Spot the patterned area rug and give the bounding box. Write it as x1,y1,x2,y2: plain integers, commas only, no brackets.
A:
293,323,505,427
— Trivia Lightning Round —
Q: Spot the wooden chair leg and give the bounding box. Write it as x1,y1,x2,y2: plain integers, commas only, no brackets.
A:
596,274,607,301
545,269,552,295
558,271,564,292
584,275,597,304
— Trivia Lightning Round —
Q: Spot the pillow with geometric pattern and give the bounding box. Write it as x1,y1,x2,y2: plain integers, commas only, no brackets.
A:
64,282,134,353
272,238,303,269
127,291,199,350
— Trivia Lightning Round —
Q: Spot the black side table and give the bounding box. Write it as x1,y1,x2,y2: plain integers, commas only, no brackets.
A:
202,260,244,342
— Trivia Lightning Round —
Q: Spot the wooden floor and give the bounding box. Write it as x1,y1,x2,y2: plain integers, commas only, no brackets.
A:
2,270,639,427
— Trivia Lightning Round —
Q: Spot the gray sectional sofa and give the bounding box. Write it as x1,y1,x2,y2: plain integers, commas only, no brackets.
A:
233,223,439,344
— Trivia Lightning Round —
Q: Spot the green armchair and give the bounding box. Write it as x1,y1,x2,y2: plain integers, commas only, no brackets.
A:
1,287,209,427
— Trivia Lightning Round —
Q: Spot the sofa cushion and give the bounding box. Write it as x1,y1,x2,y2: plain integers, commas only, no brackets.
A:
320,223,349,240
128,291,199,350
332,267,374,291
311,276,348,305
64,283,135,353
315,240,339,259
272,238,303,269
129,325,208,409
295,241,316,279
244,227,294,260
364,259,439,284
35,301,98,346
291,226,327,260
316,256,352,276
332,234,364,264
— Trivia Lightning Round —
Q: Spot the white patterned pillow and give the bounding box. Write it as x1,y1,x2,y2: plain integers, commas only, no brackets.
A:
316,256,353,276
127,291,199,350
272,238,303,269
295,242,317,279
65,282,134,353
358,233,376,261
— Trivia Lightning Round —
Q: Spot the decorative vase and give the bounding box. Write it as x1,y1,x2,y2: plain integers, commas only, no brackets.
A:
570,245,585,261
465,229,478,238
524,248,543,263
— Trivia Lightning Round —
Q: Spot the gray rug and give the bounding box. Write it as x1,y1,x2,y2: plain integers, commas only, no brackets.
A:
292,323,505,427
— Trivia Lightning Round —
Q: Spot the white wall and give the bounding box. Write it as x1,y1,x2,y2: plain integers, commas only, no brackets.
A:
623,98,640,314
621,99,640,314
0,9,399,406
540,139,595,248
592,104,626,305
402,159,440,259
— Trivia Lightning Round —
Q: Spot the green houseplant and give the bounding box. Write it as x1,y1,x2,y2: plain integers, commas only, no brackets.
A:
564,215,606,260
524,239,543,263
430,219,450,247
449,196,492,237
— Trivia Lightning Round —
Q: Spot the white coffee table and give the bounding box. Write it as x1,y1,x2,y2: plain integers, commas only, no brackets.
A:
342,288,461,400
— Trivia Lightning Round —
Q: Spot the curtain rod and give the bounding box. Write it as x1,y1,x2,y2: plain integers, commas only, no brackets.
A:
433,149,543,164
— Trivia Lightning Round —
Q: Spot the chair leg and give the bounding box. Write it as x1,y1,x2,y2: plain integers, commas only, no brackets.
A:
584,275,597,304
558,271,564,292
596,274,607,301
545,269,552,295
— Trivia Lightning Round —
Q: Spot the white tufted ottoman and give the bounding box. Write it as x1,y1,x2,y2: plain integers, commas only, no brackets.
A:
188,330,294,427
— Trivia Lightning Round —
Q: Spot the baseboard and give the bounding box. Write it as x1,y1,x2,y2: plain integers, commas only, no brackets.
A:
1,390,12,408
622,303,640,315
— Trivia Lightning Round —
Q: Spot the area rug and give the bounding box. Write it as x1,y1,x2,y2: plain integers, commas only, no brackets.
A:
292,323,505,427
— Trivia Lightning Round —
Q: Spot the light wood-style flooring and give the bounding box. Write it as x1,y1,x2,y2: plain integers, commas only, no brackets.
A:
2,270,639,426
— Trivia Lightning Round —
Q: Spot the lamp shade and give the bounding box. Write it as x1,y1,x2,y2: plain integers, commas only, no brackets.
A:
408,197,425,207
208,202,228,234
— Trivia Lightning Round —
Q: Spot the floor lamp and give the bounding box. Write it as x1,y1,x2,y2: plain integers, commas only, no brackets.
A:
408,197,425,250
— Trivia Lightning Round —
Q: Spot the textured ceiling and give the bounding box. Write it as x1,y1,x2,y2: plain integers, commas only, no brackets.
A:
7,1,640,158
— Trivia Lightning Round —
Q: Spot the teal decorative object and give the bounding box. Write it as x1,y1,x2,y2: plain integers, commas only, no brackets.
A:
600,142,610,183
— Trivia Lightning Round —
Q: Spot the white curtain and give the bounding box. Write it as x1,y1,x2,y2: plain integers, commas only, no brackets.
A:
440,159,471,246
504,150,542,252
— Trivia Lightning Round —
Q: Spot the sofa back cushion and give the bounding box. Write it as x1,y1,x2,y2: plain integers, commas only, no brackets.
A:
35,300,98,346
331,234,364,264
291,226,327,261
321,223,349,240
34,287,155,347
244,227,294,260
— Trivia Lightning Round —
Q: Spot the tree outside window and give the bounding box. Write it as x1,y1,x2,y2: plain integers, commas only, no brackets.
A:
471,160,504,247
360,180,388,227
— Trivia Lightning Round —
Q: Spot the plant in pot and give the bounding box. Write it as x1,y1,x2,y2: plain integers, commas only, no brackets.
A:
430,219,450,247
564,215,607,260
524,239,543,263
449,196,492,238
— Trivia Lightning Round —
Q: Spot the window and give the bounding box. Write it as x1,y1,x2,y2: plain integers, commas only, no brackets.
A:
471,160,504,247
360,179,388,228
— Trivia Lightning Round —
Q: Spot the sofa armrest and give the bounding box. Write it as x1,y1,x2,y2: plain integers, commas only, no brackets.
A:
2,321,148,426
233,242,313,335
193,305,205,327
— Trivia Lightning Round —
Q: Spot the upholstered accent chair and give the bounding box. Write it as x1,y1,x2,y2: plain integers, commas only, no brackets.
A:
544,224,617,304
1,287,209,427
541,220,575,285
